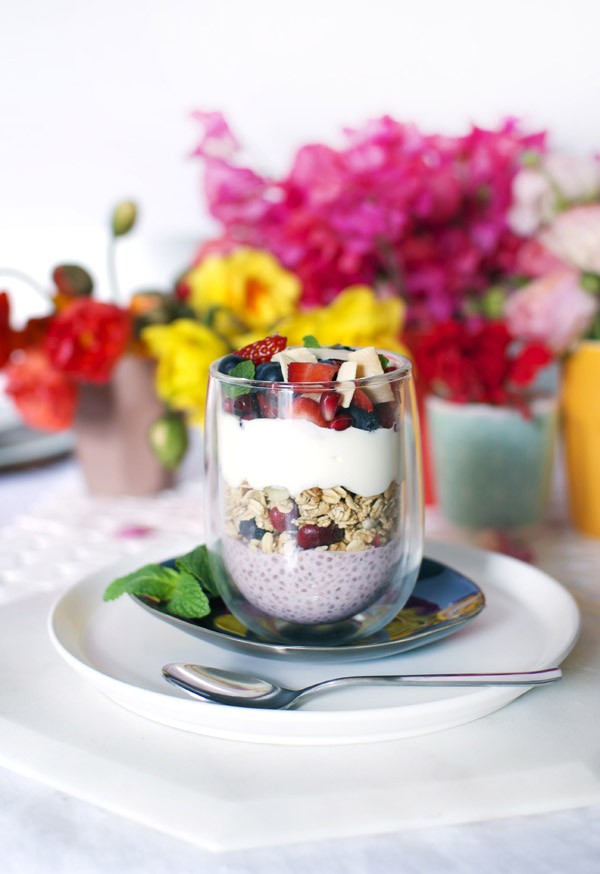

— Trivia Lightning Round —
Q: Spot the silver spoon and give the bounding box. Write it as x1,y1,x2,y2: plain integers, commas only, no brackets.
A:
162,663,561,710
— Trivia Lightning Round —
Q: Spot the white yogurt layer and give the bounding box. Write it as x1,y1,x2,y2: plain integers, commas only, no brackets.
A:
217,411,402,496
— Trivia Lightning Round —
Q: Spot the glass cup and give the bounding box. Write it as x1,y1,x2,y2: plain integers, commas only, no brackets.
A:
204,347,424,645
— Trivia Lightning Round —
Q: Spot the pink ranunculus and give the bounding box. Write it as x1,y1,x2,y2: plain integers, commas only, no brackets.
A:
541,205,600,274
505,268,597,354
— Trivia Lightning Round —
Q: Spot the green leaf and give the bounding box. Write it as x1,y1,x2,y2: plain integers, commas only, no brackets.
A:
230,360,256,379
103,564,179,602
378,353,390,370
166,571,211,619
226,359,256,397
175,545,219,597
303,335,320,348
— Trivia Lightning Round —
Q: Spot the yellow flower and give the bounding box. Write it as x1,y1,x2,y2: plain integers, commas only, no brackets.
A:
274,286,406,353
142,320,228,425
186,248,301,334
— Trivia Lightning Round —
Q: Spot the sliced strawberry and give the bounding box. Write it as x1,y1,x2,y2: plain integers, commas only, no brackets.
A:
291,396,327,427
319,390,341,421
352,388,374,412
328,413,352,431
237,334,287,364
287,361,338,383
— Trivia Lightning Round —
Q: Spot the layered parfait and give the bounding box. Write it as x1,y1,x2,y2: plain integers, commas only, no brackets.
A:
208,335,422,640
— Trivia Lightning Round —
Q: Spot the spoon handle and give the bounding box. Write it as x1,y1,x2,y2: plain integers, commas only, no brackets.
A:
362,667,562,686
300,667,562,703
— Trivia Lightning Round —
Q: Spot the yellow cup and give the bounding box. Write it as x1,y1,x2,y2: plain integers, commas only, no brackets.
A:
562,341,600,537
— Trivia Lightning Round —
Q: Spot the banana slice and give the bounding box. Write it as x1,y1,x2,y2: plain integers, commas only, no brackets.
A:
336,360,358,407
348,347,393,403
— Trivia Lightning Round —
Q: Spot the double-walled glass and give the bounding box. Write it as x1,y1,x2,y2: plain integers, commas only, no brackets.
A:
204,349,424,645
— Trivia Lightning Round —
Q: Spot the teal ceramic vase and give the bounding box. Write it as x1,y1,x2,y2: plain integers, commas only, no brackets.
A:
426,396,558,530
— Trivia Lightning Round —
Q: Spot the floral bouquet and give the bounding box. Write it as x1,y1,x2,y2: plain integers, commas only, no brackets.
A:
0,203,194,470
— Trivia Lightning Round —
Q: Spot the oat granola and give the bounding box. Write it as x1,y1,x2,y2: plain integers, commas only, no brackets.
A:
225,480,400,554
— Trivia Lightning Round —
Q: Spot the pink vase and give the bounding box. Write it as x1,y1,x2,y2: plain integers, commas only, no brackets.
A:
75,356,174,496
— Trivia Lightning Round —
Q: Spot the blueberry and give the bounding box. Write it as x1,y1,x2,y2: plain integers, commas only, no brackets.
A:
239,519,266,540
255,361,284,382
349,404,379,431
218,353,245,375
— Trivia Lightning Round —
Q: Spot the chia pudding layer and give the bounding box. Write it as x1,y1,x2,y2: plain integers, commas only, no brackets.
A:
222,534,402,623
221,479,401,623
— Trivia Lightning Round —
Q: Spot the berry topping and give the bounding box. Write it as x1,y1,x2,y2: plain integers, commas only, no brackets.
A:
352,388,374,412
233,394,259,420
320,390,341,421
291,396,327,427
269,504,299,532
239,519,267,540
375,401,395,428
297,524,344,550
255,361,284,382
348,404,379,431
218,353,246,375
237,334,287,364
257,388,279,418
328,413,353,430
287,361,338,383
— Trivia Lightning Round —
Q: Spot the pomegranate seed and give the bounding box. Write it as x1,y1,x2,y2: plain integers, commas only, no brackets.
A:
233,394,258,419
297,524,344,550
320,390,341,421
329,413,352,431
269,504,299,532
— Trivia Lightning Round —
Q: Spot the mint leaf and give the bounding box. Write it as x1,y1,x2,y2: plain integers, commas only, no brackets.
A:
303,335,320,348
103,565,179,602
166,571,211,618
378,353,390,370
227,359,256,397
175,544,218,597
230,360,256,379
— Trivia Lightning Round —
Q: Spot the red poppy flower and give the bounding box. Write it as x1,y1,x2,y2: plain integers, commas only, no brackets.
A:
4,349,77,432
44,298,131,384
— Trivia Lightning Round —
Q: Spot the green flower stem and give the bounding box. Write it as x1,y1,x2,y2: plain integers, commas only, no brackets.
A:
0,267,51,300
106,234,121,304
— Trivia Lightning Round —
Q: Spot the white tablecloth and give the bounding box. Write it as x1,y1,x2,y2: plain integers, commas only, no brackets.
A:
1,452,600,873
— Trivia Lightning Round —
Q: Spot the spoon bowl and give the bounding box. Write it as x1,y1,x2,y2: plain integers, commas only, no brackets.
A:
162,663,562,710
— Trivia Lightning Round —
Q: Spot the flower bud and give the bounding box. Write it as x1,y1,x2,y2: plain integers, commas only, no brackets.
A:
111,200,138,237
52,264,94,298
148,411,188,470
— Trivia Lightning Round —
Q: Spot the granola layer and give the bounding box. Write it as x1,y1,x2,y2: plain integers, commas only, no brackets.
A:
224,480,400,555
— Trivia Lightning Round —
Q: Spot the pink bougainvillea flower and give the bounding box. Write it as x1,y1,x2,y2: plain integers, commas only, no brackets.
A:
505,268,597,354
4,348,77,431
44,298,131,384
541,204,600,275
191,112,547,321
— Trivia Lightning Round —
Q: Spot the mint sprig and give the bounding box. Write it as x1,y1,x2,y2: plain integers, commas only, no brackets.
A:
103,544,215,619
378,353,390,370
227,359,256,397
303,335,320,348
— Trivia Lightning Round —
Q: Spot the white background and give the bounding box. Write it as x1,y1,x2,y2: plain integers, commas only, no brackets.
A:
1,0,599,313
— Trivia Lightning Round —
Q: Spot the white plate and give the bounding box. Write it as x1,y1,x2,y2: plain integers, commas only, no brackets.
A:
0,423,73,470
48,540,580,745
